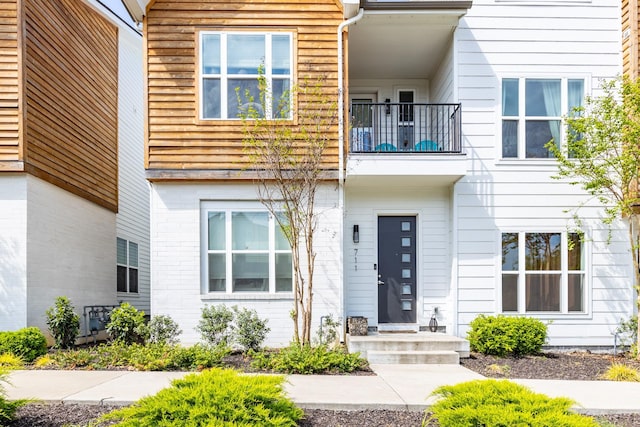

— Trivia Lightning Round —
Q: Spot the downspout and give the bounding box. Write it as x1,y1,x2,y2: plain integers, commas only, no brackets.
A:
337,8,365,189
337,8,364,340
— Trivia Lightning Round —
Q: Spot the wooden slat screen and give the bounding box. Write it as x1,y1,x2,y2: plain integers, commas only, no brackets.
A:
145,0,343,178
23,0,118,211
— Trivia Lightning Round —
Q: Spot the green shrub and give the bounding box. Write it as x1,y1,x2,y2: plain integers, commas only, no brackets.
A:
428,379,597,427
315,314,341,347
45,296,80,349
616,315,638,356
50,348,96,369
233,306,270,352
100,368,303,426
147,314,182,345
467,315,547,356
49,342,230,371
0,353,23,370
166,343,230,371
250,343,366,374
0,327,47,362
197,304,234,346
0,368,28,424
197,305,270,351
601,364,640,382
106,303,148,345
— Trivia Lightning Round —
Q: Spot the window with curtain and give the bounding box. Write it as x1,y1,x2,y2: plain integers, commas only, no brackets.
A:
501,232,585,313
200,31,293,120
502,78,584,159
117,238,139,293
205,209,292,293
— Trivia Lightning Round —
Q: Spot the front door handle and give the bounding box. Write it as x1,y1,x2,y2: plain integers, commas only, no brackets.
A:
378,274,384,285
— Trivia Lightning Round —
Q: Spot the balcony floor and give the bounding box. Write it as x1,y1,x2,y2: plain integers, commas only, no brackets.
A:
345,152,467,188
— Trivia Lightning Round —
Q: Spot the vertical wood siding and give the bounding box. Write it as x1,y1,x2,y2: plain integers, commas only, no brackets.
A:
23,0,118,211
145,0,343,175
0,0,20,164
622,0,639,78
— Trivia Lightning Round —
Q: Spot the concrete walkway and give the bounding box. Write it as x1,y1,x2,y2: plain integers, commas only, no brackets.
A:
5,365,640,414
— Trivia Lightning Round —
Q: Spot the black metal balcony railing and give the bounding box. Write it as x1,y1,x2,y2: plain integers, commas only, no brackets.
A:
350,103,462,153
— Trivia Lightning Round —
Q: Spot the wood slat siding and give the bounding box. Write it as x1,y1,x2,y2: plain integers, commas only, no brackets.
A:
0,0,19,165
622,0,639,79
145,0,343,178
23,0,118,211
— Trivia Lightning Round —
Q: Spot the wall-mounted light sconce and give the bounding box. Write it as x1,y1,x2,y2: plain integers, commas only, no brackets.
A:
353,224,360,243
384,98,391,115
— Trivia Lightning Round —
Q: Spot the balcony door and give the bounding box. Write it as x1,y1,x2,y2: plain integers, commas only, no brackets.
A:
398,90,415,150
378,216,417,324
350,94,376,152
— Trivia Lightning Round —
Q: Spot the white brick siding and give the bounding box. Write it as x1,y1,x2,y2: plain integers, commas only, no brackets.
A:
150,182,342,347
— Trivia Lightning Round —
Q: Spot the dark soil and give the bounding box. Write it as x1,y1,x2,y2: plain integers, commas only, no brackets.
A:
461,350,640,380
8,351,640,426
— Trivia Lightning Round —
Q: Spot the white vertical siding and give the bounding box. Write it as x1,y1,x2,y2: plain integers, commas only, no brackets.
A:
0,175,27,330
344,186,454,331
115,25,150,313
454,0,628,346
150,182,341,347
26,175,117,337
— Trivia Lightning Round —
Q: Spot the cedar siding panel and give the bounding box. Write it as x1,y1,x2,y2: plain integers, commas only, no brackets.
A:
23,0,118,211
0,0,19,164
622,0,639,78
145,0,343,176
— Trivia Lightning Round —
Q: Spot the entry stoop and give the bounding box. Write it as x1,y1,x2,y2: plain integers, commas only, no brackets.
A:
346,332,469,364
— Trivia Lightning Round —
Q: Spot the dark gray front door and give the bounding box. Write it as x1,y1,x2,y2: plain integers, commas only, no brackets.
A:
378,216,417,323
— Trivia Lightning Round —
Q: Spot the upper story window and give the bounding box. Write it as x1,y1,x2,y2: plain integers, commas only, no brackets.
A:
501,78,584,159
501,232,585,314
199,31,293,120
117,237,138,293
204,208,292,294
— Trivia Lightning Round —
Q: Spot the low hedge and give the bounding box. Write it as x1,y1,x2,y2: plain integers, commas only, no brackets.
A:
100,368,303,426
0,327,47,362
430,379,597,427
467,314,547,356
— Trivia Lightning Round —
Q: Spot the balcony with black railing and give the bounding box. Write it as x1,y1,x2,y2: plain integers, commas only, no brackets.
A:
350,103,462,154
346,102,466,187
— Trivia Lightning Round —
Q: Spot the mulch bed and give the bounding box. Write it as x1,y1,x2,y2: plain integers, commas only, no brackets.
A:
461,350,640,380
7,350,640,426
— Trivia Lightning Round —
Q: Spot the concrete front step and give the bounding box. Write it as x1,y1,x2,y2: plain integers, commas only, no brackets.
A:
347,332,470,364
367,350,460,364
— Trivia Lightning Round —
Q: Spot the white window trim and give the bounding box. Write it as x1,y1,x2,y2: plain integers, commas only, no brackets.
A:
497,230,591,319
497,74,591,163
198,31,293,121
117,237,139,294
200,202,293,297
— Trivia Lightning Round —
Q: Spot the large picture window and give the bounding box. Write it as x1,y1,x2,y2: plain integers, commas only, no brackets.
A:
205,209,292,293
200,31,293,120
501,232,585,313
117,238,138,293
502,78,584,159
